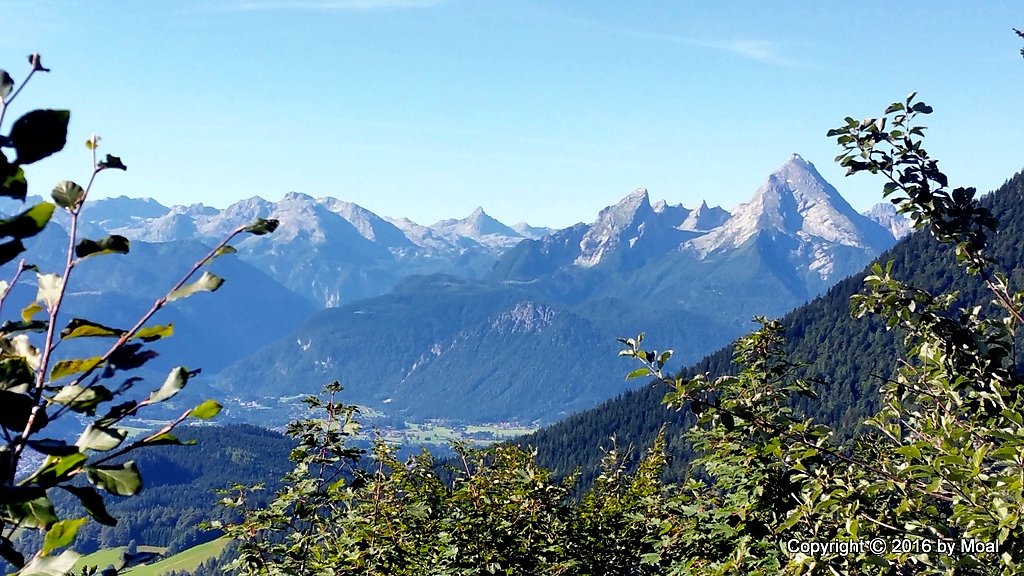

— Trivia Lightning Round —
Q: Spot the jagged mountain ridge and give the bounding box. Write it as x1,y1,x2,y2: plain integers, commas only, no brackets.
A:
216,155,910,425
688,154,892,255
685,154,895,292
489,155,906,313
44,193,542,307
35,154,905,311
523,167,1024,487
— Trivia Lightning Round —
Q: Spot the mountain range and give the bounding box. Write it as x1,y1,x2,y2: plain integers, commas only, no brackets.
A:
525,167,1024,486
207,155,907,424
2,154,909,425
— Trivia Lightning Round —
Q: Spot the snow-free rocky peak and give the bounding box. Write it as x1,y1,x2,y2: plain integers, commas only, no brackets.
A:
680,200,730,231
688,154,894,256
511,222,555,240
575,188,657,267
863,202,914,240
651,199,691,228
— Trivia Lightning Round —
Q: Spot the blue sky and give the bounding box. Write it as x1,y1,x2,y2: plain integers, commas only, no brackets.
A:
2,1,1022,228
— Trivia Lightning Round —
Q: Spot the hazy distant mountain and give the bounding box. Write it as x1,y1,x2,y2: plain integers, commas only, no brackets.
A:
1,221,315,401
651,199,690,227
431,207,529,249
685,154,895,294
319,197,416,249
511,222,555,239
217,276,638,422
59,193,540,308
494,155,895,302
680,200,730,231
83,195,170,229
573,188,698,268
217,155,899,425
7,155,901,427
863,202,914,239
525,167,1024,487
489,189,702,281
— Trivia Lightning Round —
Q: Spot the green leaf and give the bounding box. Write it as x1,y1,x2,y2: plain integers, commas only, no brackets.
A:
166,271,224,302
895,445,922,460
0,357,33,391
75,235,130,259
884,102,905,114
86,461,142,496
0,239,25,266
134,323,173,342
0,535,25,569
20,302,43,322
41,517,86,555
10,109,70,165
0,390,47,432
60,318,125,340
95,399,138,427
0,202,54,240
147,366,191,404
2,495,58,529
75,424,127,452
108,343,157,371
0,152,28,201
190,399,222,420
142,432,195,446
18,550,80,576
0,486,46,505
640,552,662,565
58,485,117,526
243,218,279,236
50,180,85,211
50,357,102,381
0,69,12,99
50,384,112,414
97,154,126,171
0,319,47,334
204,244,237,266
625,367,651,380
21,453,86,488
26,439,80,456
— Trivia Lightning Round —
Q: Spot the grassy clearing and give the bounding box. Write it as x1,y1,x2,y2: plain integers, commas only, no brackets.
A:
124,538,231,575
75,545,167,572
401,422,459,444
464,424,536,438
388,422,537,445
75,539,229,576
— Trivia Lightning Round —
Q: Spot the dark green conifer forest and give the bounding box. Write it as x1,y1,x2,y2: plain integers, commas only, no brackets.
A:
217,91,1024,574
527,168,1024,488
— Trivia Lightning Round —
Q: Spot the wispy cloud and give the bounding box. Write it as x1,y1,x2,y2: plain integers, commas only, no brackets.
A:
533,9,802,67
223,0,444,11
689,38,797,66
614,28,798,67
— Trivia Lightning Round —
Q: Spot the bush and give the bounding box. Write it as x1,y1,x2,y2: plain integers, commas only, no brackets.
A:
0,54,277,575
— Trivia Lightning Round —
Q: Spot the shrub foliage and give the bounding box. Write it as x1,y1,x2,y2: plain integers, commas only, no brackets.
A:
0,55,277,575
225,89,1024,575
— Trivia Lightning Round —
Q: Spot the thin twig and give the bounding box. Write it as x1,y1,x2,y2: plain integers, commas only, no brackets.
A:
0,259,28,318
0,62,40,129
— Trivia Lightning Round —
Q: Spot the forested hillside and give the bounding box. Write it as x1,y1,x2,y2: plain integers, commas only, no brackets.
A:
50,426,292,556
525,168,1024,485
